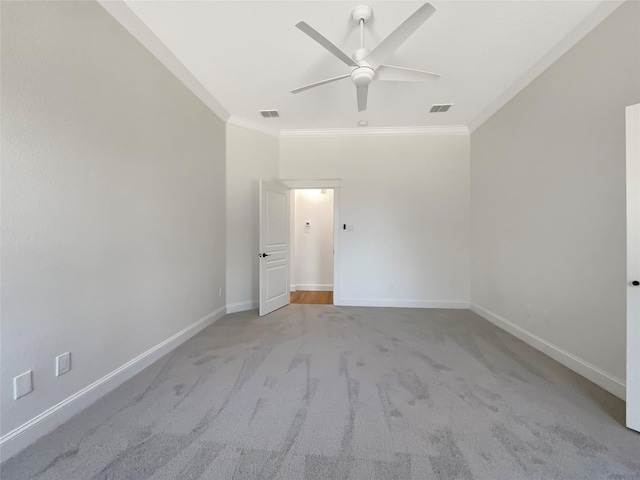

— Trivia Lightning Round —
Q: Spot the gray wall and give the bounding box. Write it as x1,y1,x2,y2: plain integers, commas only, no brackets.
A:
225,124,279,311
1,1,226,436
280,134,470,307
470,0,640,389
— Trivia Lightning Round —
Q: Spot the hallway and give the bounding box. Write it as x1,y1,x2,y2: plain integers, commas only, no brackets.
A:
290,291,333,305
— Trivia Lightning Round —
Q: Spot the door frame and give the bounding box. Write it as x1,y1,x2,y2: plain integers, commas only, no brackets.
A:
281,179,341,306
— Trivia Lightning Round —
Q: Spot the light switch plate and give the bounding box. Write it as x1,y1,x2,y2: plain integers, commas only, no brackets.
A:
14,371,33,399
56,352,71,376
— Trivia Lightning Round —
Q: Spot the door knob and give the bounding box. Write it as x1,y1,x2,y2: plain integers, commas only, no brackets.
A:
633,280,640,286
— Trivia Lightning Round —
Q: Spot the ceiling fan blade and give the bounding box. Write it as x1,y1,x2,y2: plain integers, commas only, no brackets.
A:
375,64,441,82
296,22,358,67
365,3,436,70
291,74,351,94
357,84,368,112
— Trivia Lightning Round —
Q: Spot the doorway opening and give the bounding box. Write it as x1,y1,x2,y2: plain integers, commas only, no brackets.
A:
290,188,334,305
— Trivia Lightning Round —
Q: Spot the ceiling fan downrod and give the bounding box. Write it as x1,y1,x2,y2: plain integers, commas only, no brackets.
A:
352,5,372,52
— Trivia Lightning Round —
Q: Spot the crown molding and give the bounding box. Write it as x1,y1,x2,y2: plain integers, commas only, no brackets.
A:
279,125,469,137
98,0,230,122
227,118,468,138
99,0,620,138
468,0,625,133
227,116,280,137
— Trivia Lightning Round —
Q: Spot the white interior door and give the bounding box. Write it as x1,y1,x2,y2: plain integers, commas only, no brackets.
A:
627,103,640,432
259,181,290,316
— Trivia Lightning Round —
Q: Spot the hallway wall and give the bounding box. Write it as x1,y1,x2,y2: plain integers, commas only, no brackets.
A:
292,189,334,291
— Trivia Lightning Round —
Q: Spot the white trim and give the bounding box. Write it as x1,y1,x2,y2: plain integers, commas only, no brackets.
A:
470,303,626,400
227,116,280,138
98,0,622,138
333,188,341,306
468,0,624,132
280,125,469,137
340,299,469,309
226,300,258,314
281,179,342,189
0,306,227,461
292,284,334,292
97,0,230,122
289,191,297,295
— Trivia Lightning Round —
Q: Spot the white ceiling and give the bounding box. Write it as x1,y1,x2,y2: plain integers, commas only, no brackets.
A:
121,0,614,132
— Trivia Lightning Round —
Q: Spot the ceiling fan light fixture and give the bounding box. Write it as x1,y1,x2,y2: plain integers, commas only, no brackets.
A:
350,66,374,86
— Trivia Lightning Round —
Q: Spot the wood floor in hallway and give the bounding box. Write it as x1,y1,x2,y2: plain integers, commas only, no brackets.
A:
290,290,333,304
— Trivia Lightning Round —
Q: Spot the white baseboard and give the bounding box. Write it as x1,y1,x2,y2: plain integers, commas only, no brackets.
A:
292,284,334,292
470,303,626,400
0,306,227,462
226,300,258,314
339,299,469,309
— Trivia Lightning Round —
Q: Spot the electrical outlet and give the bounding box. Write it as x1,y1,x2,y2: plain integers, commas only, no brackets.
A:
389,282,395,290
219,287,222,297
13,371,33,399
542,310,551,326
56,352,71,376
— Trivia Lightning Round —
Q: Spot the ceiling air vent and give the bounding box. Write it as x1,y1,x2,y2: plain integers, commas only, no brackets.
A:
259,110,280,118
430,104,453,113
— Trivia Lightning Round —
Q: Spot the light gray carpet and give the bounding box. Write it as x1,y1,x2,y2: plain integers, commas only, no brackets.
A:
2,305,639,479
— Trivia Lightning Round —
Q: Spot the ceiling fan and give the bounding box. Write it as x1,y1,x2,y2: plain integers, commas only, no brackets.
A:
291,3,441,112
